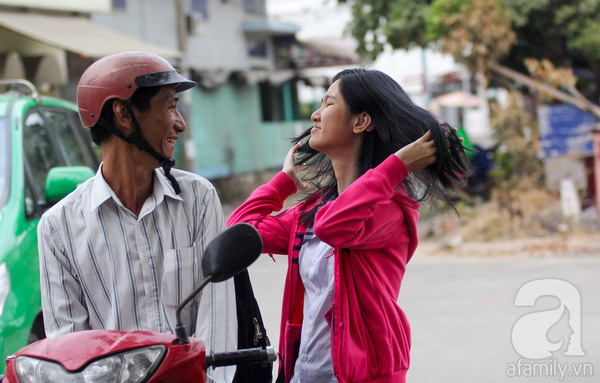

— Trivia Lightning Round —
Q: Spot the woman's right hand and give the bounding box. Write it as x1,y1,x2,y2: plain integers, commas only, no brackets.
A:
282,143,309,190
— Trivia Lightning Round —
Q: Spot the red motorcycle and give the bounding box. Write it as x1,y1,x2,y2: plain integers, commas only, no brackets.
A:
2,223,276,382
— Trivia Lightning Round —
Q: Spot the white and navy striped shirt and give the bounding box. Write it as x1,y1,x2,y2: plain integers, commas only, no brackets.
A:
38,165,237,382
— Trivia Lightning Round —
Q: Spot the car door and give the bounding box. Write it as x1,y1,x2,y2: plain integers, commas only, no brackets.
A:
23,107,99,217
0,96,101,374
19,105,98,341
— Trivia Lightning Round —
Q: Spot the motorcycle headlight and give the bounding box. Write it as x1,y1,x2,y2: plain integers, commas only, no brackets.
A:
15,345,166,383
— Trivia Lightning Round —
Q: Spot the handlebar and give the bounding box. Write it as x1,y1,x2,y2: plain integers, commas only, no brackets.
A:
205,346,277,368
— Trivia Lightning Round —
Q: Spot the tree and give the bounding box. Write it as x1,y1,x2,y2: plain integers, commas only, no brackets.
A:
338,0,600,101
340,0,432,60
340,0,599,234
427,0,515,74
503,0,600,100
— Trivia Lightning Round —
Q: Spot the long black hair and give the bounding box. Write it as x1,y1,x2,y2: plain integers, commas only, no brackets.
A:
294,68,467,221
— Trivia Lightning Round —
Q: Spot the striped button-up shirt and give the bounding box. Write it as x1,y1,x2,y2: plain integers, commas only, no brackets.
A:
38,166,237,382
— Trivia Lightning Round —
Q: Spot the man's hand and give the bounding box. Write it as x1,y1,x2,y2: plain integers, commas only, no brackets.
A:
282,143,309,190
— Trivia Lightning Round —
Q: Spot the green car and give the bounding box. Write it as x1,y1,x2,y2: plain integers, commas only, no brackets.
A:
0,80,99,373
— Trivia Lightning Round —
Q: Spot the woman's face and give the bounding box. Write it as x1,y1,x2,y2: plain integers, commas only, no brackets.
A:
309,79,361,157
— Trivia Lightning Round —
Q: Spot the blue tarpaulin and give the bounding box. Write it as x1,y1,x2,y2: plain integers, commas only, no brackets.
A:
538,104,597,158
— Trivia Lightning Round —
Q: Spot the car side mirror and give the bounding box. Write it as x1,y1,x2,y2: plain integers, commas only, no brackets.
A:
45,166,95,204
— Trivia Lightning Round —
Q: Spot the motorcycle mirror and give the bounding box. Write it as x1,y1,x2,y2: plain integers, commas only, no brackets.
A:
202,223,263,282
175,223,262,344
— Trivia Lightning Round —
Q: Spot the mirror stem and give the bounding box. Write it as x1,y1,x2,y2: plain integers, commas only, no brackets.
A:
175,275,214,344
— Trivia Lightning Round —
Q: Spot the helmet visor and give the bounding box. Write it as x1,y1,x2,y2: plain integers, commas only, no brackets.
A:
135,70,196,92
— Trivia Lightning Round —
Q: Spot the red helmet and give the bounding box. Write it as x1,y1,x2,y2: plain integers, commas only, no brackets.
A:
77,50,196,128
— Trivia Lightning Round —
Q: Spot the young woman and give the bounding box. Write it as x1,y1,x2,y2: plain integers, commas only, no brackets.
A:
227,69,466,383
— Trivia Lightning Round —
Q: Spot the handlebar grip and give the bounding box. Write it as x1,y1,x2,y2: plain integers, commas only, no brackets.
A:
205,346,277,368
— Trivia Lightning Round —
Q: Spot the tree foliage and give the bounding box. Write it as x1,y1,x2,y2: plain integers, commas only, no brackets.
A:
490,92,541,186
428,0,515,74
339,0,516,73
339,0,600,97
338,0,433,60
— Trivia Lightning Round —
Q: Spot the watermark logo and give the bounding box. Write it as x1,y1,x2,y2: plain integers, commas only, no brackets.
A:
512,279,584,359
506,279,593,380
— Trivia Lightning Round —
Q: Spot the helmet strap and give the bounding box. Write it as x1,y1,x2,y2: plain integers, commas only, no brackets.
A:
96,101,182,194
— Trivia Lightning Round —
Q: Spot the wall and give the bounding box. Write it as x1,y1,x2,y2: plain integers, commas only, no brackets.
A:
184,0,270,71
92,0,179,56
189,82,308,178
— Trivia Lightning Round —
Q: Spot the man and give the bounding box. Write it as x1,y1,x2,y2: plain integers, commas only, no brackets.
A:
38,51,237,382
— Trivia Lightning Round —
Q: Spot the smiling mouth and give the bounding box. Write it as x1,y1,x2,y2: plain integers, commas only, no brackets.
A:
167,137,177,144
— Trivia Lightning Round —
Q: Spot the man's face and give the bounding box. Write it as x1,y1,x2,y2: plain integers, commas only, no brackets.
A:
135,85,185,159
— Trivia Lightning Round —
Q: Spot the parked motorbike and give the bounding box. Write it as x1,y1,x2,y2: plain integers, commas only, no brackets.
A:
1,223,276,382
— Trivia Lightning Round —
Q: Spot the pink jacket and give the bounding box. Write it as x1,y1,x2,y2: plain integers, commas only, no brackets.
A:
227,154,420,383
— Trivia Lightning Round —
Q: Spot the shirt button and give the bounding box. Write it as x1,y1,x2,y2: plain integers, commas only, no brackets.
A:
302,355,309,362
316,289,321,295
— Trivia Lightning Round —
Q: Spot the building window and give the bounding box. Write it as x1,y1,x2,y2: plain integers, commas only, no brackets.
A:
260,81,300,122
189,0,209,19
248,39,268,58
244,0,265,15
260,82,282,122
186,0,209,35
112,0,126,10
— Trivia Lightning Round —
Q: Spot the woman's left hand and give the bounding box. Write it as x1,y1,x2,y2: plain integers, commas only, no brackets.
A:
395,131,437,172
395,129,464,172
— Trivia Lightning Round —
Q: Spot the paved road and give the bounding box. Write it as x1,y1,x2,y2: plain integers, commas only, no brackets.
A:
247,251,600,382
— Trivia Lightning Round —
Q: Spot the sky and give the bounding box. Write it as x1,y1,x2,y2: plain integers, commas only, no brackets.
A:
266,0,351,40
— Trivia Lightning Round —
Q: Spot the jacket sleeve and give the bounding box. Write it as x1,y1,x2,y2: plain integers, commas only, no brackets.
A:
313,155,412,250
226,172,299,255
38,214,91,338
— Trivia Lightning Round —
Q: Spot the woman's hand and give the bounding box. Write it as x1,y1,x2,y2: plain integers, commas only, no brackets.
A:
282,143,309,190
395,131,437,172
395,129,464,172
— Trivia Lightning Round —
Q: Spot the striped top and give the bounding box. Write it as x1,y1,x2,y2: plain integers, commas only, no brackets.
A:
38,165,237,382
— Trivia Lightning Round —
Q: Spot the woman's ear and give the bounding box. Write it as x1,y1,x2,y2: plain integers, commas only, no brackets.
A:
352,111,374,134
112,100,134,134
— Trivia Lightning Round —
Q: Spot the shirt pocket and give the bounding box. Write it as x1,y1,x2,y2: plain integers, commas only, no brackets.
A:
162,243,202,329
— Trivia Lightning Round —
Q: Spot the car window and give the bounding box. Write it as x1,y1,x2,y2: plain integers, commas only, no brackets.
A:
23,111,60,204
0,118,9,209
67,110,102,165
24,176,36,217
44,109,95,168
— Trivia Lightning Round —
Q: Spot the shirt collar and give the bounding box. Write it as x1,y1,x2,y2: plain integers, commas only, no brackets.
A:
153,167,183,202
90,163,113,212
90,164,183,213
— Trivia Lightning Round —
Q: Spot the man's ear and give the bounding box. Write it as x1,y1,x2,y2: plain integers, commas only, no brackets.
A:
112,100,134,135
352,112,374,134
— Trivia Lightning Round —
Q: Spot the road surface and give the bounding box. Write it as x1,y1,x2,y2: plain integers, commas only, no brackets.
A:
247,248,600,382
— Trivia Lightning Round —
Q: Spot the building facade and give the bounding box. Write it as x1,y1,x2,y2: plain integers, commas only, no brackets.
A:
93,0,312,178
1,0,354,179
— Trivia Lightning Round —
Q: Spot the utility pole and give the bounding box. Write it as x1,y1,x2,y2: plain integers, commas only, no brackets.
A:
421,47,430,109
